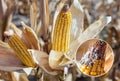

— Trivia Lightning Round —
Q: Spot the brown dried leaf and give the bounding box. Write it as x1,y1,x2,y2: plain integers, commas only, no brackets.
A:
0,0,7,40
0,40,10,48
30,2,38,31
40,0,49,40
36,20,42,37
21,22,40,50
0,49,26,71
83,9,90,30
0,71,16,81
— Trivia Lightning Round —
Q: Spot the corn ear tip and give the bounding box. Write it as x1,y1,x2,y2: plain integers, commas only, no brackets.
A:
62,4,70,12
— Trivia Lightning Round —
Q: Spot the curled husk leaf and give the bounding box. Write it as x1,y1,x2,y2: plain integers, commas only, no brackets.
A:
21,22,40,50
70,0,84,43
28,49,60,75
49,50,72,69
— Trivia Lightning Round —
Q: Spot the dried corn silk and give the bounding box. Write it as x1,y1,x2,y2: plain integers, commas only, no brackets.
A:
79,40,107,76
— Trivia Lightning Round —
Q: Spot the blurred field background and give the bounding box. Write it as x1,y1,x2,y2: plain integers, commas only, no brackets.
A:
0,0,120,81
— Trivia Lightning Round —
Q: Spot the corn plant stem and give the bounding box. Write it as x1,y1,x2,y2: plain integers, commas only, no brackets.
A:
40,0,49,41
0,0,4,40
0,0,15,41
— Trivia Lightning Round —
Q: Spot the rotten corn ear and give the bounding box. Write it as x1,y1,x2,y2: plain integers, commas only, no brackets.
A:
52,5,72,53
79,40,106,76
8,34,36,67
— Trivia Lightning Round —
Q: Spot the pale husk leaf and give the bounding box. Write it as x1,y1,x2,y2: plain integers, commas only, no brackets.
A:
49,50,72,69
28,49,59,75
9,23,22,36
70,0,84,43
13,72,29,81
68,16,112,60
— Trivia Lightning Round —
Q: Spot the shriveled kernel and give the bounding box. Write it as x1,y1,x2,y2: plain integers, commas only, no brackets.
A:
79,40,107,76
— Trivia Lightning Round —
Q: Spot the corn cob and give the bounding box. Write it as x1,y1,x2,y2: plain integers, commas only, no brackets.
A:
8,34,36,67
79,40,106,76
52,5,72,53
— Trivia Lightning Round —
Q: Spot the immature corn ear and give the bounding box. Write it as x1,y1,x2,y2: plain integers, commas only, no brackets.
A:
52,5,72,53
7,34,36,67
79,40,107,76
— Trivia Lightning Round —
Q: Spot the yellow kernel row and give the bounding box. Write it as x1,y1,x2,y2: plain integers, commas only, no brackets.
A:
79,60,105,76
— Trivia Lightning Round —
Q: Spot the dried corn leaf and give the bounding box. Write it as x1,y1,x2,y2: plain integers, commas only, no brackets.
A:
30,2,38,31
21,22,40,50
28,49,59,75
67,16,112,60
79,16,111,44
0,71,16,81
49,50,72,69
70,0,84,43
83,9,90,30
13,72,29,81
40,0,49,40
9,23,22,36
36,20,42,37
0,40,10,48
0,49,26,71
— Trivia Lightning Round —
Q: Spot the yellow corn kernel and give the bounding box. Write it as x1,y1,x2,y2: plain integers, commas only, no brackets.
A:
100,67,105,73
97,66,101,72
86,66,92,71
52,5,72,53
90,72,97,76
91,65,97,72
8,34,36,67
80,65,87,72
98,60,102,65
84,69,90,74
97,71,101,75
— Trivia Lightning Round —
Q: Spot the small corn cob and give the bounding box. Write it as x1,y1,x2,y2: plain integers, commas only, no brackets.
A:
8,34,36,67
52,5,72,53
79,40,107,76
